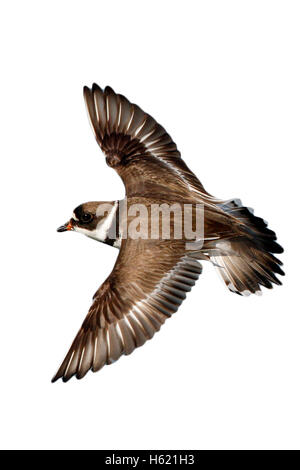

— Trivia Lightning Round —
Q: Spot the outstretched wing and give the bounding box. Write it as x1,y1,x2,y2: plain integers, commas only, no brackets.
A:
83,84,208,199
52,239,202,382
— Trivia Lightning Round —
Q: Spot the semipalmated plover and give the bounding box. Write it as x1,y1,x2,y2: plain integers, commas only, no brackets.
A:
53,84,284,382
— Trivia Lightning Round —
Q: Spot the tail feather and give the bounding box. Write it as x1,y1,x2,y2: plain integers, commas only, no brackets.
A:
211,199,284,295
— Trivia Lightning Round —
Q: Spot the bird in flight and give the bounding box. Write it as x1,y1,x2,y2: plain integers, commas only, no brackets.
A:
53,84,284,382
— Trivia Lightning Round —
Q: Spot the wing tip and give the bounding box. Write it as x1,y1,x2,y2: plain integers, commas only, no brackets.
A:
52,364,101,383
51,373,60,383
104,85,116,95
92,82,102,93
83,84,117,103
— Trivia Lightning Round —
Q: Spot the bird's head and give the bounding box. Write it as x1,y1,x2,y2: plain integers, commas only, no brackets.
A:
57,201,118,243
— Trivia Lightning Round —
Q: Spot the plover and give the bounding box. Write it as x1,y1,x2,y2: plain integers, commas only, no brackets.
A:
53,84,284,382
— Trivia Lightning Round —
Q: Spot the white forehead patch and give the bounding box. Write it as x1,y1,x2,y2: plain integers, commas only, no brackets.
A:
72,212,79,221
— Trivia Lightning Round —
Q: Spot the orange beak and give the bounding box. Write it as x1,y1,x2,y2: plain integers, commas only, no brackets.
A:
57,220,74,232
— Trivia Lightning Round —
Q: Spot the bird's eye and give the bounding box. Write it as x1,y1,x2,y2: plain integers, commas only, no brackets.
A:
81,213,93,223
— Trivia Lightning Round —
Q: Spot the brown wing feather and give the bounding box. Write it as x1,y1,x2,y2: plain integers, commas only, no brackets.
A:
83,84,208,198
52,239,202,382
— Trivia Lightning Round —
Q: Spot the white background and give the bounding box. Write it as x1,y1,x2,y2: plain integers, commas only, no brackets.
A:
0,0,299,450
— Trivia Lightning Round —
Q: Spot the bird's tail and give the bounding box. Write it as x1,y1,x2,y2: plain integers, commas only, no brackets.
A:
209,199,284,295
